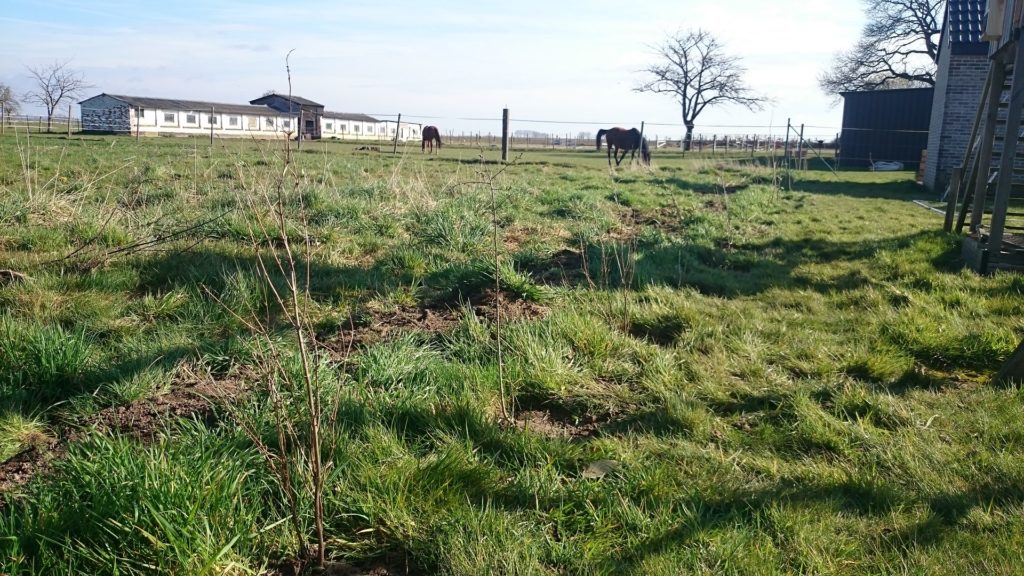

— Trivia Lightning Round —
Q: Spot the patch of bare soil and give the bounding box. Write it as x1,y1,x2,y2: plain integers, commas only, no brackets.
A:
0,374,245,498
0,269,28,286
83,375,244,438
703,197,727,213
323,289,548,358
0,441,64,496
631,206,686,233
269,558,410,576
471,288,548,323
525,249,588,286
513,410,602,440
323,306,462,358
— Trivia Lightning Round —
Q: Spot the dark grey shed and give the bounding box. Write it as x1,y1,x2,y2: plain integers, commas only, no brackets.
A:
839,87,934,170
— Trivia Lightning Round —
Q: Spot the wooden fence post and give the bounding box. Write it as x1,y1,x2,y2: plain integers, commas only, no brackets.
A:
783,119,791,168
393,113,401,154
1,106,5,136
136,107,141,141
796,124,805,170
944,166,963,232
67,105,72,137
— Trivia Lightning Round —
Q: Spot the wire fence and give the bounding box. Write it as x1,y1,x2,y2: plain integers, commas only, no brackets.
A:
0,107,933,171
0,114,82,134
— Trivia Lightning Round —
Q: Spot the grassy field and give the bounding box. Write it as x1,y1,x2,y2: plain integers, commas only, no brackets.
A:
0,132,1021,575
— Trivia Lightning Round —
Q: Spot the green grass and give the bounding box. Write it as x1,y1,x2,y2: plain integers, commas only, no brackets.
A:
0,133,1021,574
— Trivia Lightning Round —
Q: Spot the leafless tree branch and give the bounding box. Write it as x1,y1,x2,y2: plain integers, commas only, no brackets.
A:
0,83,19,116
23,60,91,132
819,0,942,98
635,29,768,151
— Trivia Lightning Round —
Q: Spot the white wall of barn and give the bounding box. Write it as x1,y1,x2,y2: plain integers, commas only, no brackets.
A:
83,95,421,141
124,105,294,138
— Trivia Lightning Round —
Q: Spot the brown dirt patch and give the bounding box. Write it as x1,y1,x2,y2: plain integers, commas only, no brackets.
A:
0,269,28,286
526,249,587,286
472,288,548,323
269,558,409,576
631,206,687,233
0,372,245,497
82,375,244,438
330,306,462,354
323,289,547,358
0,441,64,496
514,410,601,440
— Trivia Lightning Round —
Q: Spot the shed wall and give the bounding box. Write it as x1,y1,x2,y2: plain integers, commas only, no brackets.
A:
839,88,934,170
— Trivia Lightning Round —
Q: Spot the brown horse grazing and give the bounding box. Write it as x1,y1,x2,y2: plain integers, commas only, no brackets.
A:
422,126,442,153
596,127,650,167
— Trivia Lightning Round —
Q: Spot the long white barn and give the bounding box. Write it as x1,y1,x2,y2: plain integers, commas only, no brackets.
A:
79,93,421,142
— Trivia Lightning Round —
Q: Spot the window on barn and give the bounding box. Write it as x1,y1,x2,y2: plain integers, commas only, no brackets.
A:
138,108,145,117
186,114,198,124
283,119,291,129
267,118,275,128
340,124,347,132
248,117,258,130
326,122,333,131
391,128,396,135
229,116,239,127
353,125,360,133
163,113,175,123
209,115,218,125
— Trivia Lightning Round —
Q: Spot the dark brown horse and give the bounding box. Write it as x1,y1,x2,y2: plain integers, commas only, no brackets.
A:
422,126,442,153
596,127,650,166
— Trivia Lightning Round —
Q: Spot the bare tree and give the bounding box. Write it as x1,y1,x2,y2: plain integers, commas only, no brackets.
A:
0,83,19,116
24,60,90,132
636,29,767,151
819,0,943,96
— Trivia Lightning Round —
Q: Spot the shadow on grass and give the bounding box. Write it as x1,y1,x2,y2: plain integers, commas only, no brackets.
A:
0,345,195,417
554,229,962,299
607,473,1024,572
134,248,396,303
332,393,1022,571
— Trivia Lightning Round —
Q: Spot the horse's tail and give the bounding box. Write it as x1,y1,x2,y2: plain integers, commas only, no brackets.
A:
596,129,607,150
436,131,442,148
641,137,651,164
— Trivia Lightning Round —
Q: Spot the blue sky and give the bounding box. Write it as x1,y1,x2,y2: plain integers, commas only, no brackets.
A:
1,0,865,140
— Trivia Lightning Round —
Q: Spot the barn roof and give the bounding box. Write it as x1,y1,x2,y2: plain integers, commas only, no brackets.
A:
945,0,988,55
249,93,323,107
83,94,282,116
322,111,379,122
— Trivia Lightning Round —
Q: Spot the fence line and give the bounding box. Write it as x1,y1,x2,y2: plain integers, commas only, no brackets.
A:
2,109,928,170
1,114,82,133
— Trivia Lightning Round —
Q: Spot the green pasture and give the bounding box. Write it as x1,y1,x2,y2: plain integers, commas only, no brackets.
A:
0,132,1020,575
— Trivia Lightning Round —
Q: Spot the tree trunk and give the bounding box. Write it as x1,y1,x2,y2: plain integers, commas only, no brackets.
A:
996,339,1024,385
46,112,53,133
684,124,695,152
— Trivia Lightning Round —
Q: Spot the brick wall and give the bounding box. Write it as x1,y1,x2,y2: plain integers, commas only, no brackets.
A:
925,53,988,191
